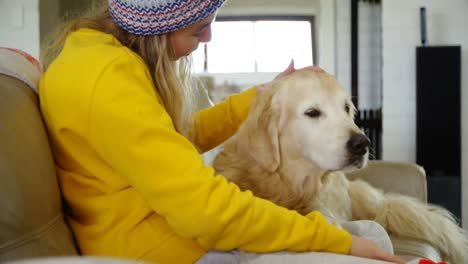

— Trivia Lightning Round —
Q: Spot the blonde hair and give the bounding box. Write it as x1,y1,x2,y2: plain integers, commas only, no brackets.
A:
41,2,197,141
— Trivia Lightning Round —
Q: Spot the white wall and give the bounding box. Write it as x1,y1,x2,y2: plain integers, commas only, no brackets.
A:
318,0,336,74
0,0,40,58
335,0,382,109
1,0,104,60
220,0,319,15
335,0,352,94
381,0,468,228
358,3,382,110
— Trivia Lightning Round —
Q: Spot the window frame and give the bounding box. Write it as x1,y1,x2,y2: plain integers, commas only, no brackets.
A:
202,15,317,72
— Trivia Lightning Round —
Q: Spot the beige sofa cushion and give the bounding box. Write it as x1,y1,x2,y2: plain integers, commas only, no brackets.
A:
346,160,427,202
346,161,441,261
0,74,78,261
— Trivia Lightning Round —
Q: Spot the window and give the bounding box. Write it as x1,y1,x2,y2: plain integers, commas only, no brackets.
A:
193,16,316,73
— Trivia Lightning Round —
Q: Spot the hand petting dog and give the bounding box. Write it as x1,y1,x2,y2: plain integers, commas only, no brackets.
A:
256,59,325,95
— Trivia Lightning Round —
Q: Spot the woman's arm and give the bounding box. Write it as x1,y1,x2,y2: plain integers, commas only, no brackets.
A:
193,87,256,153
89,52,352,254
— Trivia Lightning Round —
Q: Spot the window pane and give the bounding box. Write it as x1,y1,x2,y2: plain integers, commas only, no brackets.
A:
254,21,313,72
192,44,206,73
192,19,314,73
193,21,256,73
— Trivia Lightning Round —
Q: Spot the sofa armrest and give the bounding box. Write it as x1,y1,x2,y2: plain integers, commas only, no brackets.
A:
0,73,79,261
346,161,427,202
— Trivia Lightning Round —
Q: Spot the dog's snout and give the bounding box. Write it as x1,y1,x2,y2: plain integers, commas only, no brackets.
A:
347,134,370,155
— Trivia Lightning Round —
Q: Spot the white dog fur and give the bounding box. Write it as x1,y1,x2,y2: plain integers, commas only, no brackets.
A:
212,69,468,263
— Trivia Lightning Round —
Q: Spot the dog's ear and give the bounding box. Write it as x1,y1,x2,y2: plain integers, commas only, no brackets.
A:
237,87,285,173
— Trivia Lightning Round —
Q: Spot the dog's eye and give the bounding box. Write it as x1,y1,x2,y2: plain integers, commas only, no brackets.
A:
305,108,321,118
345,103,351,114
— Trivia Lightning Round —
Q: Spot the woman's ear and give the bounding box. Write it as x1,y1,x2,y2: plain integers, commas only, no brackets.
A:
237,87,284,173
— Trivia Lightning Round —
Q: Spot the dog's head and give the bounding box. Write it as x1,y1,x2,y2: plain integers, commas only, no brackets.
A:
238,69,369,173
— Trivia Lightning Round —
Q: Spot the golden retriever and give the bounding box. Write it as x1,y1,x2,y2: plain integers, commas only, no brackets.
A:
212,69,468,263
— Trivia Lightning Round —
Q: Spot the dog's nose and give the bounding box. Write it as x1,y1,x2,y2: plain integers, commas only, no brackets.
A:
347,134,370,155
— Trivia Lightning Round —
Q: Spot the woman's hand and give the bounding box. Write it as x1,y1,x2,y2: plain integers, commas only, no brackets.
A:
256,60,325,94
350,235,406,264
273,59,325,81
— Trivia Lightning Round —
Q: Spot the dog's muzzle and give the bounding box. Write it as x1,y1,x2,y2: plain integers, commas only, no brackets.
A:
346,133,370,166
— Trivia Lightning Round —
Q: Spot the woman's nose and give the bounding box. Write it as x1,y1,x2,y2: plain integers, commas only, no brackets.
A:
200,28,212,43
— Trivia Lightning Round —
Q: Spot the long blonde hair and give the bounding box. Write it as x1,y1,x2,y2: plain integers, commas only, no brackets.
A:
41,2,197,141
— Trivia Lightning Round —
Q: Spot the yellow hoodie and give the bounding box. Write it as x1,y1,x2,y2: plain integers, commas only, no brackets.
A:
39,28,352,264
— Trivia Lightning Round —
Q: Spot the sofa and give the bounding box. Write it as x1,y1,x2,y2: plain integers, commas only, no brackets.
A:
0,50,440,263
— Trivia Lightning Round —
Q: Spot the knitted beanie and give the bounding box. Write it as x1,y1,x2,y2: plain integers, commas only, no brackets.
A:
109,0,226,36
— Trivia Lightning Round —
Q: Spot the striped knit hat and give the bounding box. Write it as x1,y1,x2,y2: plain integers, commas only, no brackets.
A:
109,0,226,36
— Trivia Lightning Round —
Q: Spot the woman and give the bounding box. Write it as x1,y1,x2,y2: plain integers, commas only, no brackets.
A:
39,0,403,263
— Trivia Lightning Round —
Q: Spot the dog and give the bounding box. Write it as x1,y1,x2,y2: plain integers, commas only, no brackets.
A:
212,69,468,263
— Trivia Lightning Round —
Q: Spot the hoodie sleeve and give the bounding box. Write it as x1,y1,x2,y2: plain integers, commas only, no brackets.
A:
89,51,352,255
193,87,256,152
